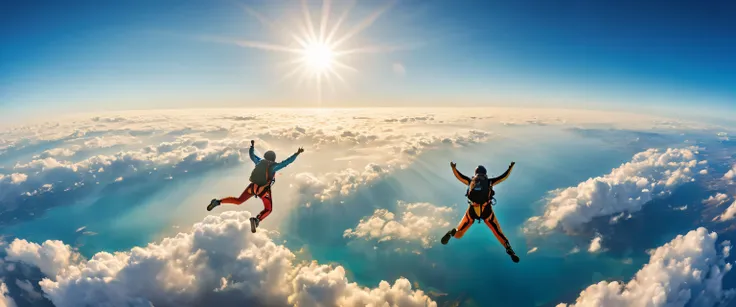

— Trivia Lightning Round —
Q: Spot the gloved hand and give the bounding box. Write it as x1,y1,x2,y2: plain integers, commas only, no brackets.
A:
510,161,516,167
450,161,457,168
297,147,305,154
250,140,255,148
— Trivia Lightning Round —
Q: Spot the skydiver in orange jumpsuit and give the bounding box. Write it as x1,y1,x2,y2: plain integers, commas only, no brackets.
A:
441,161,520,263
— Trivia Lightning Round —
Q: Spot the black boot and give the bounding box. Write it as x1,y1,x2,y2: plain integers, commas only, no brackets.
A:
207,199,221,211
441,228,457,245
505,242,519,263
249,217,260,233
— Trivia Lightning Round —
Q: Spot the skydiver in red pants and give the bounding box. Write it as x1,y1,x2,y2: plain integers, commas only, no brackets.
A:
207,140,303,233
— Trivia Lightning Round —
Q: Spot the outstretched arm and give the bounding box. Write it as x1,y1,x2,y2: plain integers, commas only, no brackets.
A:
249,141,261,164
491,162,515,186
450,162,471,185
273,147,304,172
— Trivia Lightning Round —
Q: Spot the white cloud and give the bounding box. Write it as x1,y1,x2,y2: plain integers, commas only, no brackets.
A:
588,235,603,253
724,164,736,184
717,200,736,222
343,201,454,248
393,63,406,76
559,227,735,307
1,109,501,213
704,193,730,206
0,281,16,307
291,130,492,202
527,147,704,234
3,211,437,307
609,212,632,224
0,173,27,185
5,239,79,278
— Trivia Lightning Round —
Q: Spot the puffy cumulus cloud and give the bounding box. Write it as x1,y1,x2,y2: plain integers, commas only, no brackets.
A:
0,173,27,185
526,147,704,234
716,200,736,222
5,239,80,277
0,281,16,307
294,163,390,203
588,235,603,253
724,164,736,184
343,202,454,248
558,227,735,307
3,211,436,307
704,193,730,206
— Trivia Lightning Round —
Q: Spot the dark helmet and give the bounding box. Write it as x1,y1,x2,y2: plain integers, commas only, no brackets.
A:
264,151,276,161
475,165,487,175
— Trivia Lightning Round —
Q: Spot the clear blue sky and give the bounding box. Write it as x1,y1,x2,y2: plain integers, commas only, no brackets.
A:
1,0,735,118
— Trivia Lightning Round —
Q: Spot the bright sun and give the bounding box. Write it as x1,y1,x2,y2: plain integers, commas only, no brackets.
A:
221,0,404,105
302,42,334,72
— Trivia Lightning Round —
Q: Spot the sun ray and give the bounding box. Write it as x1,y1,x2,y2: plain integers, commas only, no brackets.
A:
300,0,319,42
316,73,323,106
326,66,348,91
221,0,409,105
332,60,358,72
233,40,303,53
279,64,308,84
325,0,357,44
295,70,310,88
242,5,308,48
324,71,337,94
334,44,417,56
327,66,345,83
319,0,331,42
331,0,396,49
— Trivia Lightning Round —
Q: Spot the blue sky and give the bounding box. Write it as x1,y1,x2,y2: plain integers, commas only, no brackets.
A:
2,0,735,117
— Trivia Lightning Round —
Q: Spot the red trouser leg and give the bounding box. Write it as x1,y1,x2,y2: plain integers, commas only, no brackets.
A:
220,183,255,205
256,190,273,221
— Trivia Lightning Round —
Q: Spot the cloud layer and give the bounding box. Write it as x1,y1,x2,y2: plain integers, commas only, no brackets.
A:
3,211,437,307
559,227,734,307
527,147,705,233
343,201,455,248
0,109,501,229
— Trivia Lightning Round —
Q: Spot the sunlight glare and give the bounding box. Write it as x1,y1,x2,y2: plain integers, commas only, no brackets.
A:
225,0,405,105
303,42,334,72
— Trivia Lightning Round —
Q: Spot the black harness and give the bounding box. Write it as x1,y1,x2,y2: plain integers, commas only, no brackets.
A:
465,175,496,223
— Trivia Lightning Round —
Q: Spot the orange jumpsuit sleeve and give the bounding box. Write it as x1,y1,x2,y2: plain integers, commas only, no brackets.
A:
491,164,514,186
452,165,471,186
